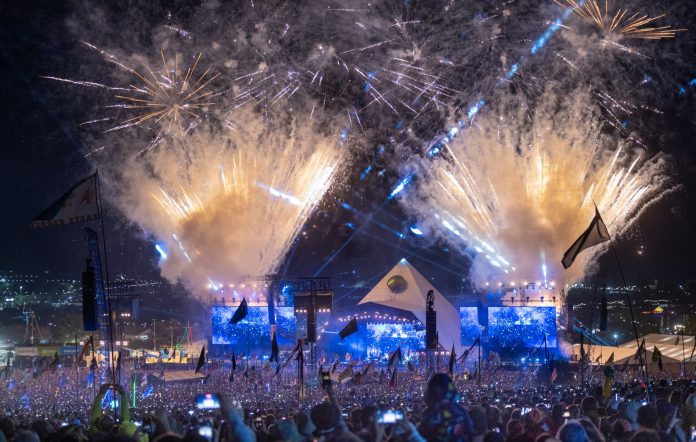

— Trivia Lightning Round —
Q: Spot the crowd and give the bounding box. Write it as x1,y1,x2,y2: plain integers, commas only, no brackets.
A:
1,363,696,442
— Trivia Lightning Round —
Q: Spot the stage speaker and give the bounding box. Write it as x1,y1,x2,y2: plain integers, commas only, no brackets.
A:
425,309,437,350
82,260,97,331
307,308,317,343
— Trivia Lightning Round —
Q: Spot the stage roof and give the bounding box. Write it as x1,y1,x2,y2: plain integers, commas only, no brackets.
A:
358,258,466,352
571,332,696,365
619,333,695,349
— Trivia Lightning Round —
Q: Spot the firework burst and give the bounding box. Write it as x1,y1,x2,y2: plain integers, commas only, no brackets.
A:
557,0,685,40
109,51,220,137
400,91,675,286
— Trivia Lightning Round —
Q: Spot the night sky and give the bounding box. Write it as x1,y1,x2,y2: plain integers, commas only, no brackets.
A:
1,0,695,302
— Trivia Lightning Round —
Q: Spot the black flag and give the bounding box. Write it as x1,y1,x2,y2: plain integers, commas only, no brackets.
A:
652,346,664,371
230,298,249,325
229,351,236,382
296,341,305,400
49,352,60,372
339,317,359,340
195,346,206,374
387,347,402,368
79,336,93,362
562,207,610,269
270,332,279,363
448,343,456,374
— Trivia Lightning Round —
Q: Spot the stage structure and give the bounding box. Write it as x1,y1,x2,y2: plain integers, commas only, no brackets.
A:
358,258,464,354
207,275,333,366
358,258,561,361
425,290,437,370
291,277,333,367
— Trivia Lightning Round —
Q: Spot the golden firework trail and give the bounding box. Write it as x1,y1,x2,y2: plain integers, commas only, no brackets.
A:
556,0,685,39
110,51,219,136
404,93,674,285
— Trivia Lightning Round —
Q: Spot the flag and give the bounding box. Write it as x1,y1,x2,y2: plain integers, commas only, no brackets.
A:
0,364,11,381
79,336,93,361
387,347,402,368
378,369,386,382
338,365,353,383
140,373,148,387
86,371,94,387
270,332,279,363
550,366,558,384
296,341,305,400
339,317,359,340
389,368,398,388
448,344,456,374
33,357,48,378
230,298,249,325
231,350,237,371
130,375,137,408
634,339,645,362
30,174,99,228
603,363,615,398
362,361,375,377
652,346,663,371
142,385,154,399
561,207,610,269
195,346,206,374
49,352,59,372
606,352,615,365
620,358,629,372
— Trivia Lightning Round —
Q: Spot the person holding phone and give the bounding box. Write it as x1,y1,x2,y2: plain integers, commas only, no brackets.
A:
89,384,130,436
418,374,474,442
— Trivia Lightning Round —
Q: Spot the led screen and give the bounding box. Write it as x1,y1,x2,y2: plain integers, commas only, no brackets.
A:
211,306,296,348
487,307,556,348
459,307,481,345
366,322,425,358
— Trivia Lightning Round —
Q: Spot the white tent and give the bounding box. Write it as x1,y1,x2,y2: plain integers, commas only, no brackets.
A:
358,258,466,353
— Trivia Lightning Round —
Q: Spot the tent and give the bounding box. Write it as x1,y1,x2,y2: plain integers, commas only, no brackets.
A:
358,258,466,353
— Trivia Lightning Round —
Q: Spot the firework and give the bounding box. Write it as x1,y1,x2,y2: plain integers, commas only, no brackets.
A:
557,0,685,39
400,91,675,286
105,109,342,296
110,51,220,136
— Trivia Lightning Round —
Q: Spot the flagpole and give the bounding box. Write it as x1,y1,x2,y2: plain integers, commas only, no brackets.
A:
608,238,648,387
95,170,117,389
75,334,79,407
477,335,481,387
681,323,686,379
580,332,585,386
90,337,96,400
